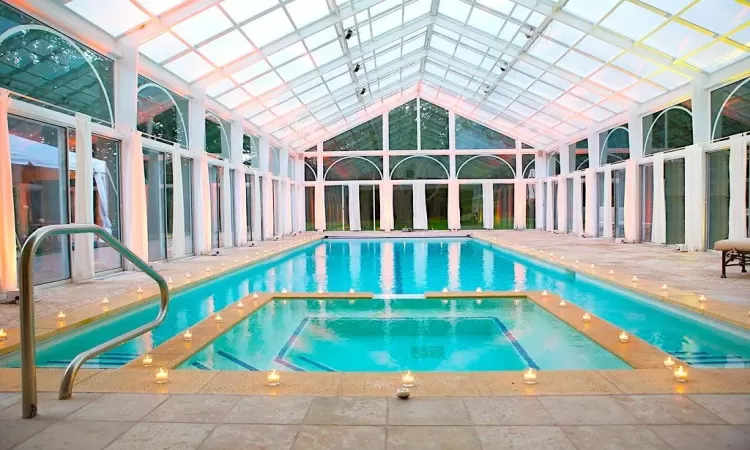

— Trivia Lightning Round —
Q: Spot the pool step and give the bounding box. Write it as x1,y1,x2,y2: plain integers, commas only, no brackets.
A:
668,351,750,367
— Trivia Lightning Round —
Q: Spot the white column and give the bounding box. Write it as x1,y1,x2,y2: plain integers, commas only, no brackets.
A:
691,77,711,145
623,159,640,242
348,182,361,231
230,117,247,245
534,151,546,180
535,179,544,229
584,168,597,237
545,180,554,231
170,145,185,258
295,158,305,233
482,182,493,229
279,147,290,234
587,126,601,169
221,164,232,246
559,142,572,175
0,90,16,292
413,181,428,229
71,114,94,280
557,175,567,232
573,173,583,235
381,153,393,231
728,135,748,239
652,152,667,244
258,135,274,238
603,167,613,238
188,86,210,254
314,150,325,231
627,108,644,160
514,182,526,229
121,130,148,262
448,154,459,230
684,144,706,251
252,173,262,240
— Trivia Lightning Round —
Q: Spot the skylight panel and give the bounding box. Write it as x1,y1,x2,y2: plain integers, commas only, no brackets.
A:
430,35,457,55
438,0,471,22
298,84,329,103
206,78,236,97
273,127,293,140
499,23,521,43
563,0,618,24
685,41,746,71
337,95,358,110
242,7,295,47
326,73,352,92
164,52,214,82
556,51,602,77
467,8,505,36
575,36,622,62
244,71,283,96
600,99,626,113
370,0,401,16
533,112,560,126
642,22,713,58
445,71,470,88
250,110,276,126
555,122,579,134
528,81,563,100
311,41,344,67
611,53,658,77
305,27,338,50
198,30,254,66
376,47,402,67
570,86,602,103
648,69,690,89
642,0,692,15
67,0,148,36
680,0,749,35
527,12,545,28
511,4,531,21
216,88,251,108
425,61,447,77
730,26,750,46
505,70,535,89
135,0,187,15
528,38,568,63
314,104,340,121
267,42,306,66
294,77,323,95
403,34,426,54
286,0,330,28
600,2,665,41
556,93,592,112
515,61,544,78
402,63,420,77
140,32,187,63
622,82,665,102
292,115,317,130
324,64,348,80
172,6,232,45
231,60,272,83
220,0,278,23
272,98,302,116
540,72,572,91
546,21,585,46
267,89,293,107
357,26,372,45
404,0,431,22
589,66,638,91
277,55,316,82
508,101,535,117
454,45,484,66
372,9,403,37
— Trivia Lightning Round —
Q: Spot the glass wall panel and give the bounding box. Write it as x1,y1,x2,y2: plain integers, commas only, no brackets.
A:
665,158,685,245
273,180,282,236
643,100,692,155
0,3,115,123
522,142,534,149
243,134,259,166
182,158,193,255
393,185,413,229
205,114,230,158
747,150,749,238
526,184,536,229
581,179,586,232
323,116,383,151
137,76,188,147
325,185,348,230
641,164,653,242
456,115,515,149
552,180,558,229
323,156,382,181
143,148,166,261
359,185,380,231
566,178,574,232
269,147,281,175
426,184,448,230
245,174,254,241
710,77,750,140
9,115,70,284
305,186,316,231
572,139,588,171
597,172,604,236
165,154,173,257
494,184,514,229
420,100,449,150
389,99,417,150
600,126,629,164
459,184,483,229
208,165,222,249
390,155,449,180
456,155,515,179
229,169,236,247
304,159,317,181
613,169,625,238
707,151,730,249
548,152,560,176
522,154,535,178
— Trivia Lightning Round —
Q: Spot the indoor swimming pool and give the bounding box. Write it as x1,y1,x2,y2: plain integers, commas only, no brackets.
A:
2,238,748,370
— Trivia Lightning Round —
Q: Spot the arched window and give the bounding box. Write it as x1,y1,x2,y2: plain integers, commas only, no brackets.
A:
643,101,693,155
324,156,383,181
522,154,536,178
390,155,449,180
711,76,750,140
456,115,515,149
205,113,230,158
600,126,629,164
137,76,189,148
548,152,560,176
243,133,259,166
304,160,317,181
456,155,515,179
571,138,589,171
323,116,383,151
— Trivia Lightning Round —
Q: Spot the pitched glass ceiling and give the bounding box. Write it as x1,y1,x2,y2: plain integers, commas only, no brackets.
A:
65,0,749,149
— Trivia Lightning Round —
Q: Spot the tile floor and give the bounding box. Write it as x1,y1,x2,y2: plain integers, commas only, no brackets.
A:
0,392,748,449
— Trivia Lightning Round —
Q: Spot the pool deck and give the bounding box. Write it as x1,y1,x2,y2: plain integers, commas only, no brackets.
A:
1,230,749,448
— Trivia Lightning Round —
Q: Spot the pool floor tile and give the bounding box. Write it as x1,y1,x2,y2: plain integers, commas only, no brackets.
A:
611,394,726,424
143,394,241,423
106,422,215,450
304,397,387,426
538,396,639,425
463,397,556,425
387,398,470,425
648,424,750,450
13,420,134,450
66,393,169,422
474,426,576,450
198,424,299,450
222,396,313,424
561,425,668,450
386,426,481,450
291,425,385,450
687,394,750,424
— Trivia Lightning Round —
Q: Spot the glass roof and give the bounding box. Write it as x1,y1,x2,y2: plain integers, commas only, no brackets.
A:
63,0,749,149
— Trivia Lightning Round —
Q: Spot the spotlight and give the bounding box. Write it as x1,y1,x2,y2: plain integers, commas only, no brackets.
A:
344,29,353,40
521,26,534,39
498,61,509,72
360,87,366,95
353,63,361,73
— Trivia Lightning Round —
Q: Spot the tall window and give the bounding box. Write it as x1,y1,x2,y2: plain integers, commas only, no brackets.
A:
641,164,653,242
243,134,259,166
571,139,589,171
205,113,230,158
711,77,750,140
494,184,514,229
182,158,194,255
459,185,483,229
137,76,189,148
208,165,222,249
665,159,686,245
90,136,121,272
707,151,730,249
456,155,515,179
143,149,167,261
456,115,515,149
643,101,692,155
526,184,536,229
323,116,383,151
245,174,254,241
305,186,315,231
600,126,629,164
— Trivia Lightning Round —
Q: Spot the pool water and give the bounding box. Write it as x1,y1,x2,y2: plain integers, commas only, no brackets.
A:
2,238,748,369
180,299,630,371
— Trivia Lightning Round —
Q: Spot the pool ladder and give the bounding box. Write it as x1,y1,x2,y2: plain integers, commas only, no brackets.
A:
18,224,170,419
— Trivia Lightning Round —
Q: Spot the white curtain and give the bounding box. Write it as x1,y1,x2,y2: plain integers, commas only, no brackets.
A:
545,181,554,231
535,179,544,229
197,153,212,251
603,167,613,238
124,130,149,262
684,145,706,251
314,182,325,231
573,174,583,235
72,114,94,280
171,157,185,258
584,168,597,237
380,181,393,231
348,183,361,231
448,180,460,230
0,90,17,291
623,159,639,242
514,181,526,229
413,182,428,230
728,135,748,239
652,152,666,244
557,175,567,232
482,182,493,229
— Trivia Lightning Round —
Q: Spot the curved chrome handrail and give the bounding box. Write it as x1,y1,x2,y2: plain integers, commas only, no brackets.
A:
18,224,170,418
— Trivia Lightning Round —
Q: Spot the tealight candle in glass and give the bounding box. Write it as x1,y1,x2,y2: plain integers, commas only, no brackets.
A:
673,365,688,383
559,299,567,307
183,330,192,341
215,314,223,323
142,354,153,367
476,287,482,292
523,368,537,385
155,367,168,384
267,369,281,386
401,370,415,387
582,312,591,323
619,331,629,343
57,311,66,320
101,297,109,305
0,328,7,341
664,356,675,368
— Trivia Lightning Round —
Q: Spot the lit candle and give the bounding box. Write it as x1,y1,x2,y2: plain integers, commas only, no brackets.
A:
574,260,580,265
221,262,226,267
542,290,549,297
632,276,639,282
281,288,288,293
663,356,675,368
559,299,567,307
661,284,668,291
698,294,707,302
560,256,565,260
619,331,629,343
608,269,615,276
0,328,6,341
582,312,591,323
255,252,260,256
155,367,168,384
523,368,537,385
183,329,192,341
476,287,482,292
317,289,323,294
442,287,448,293
673,365,688,383
205,267,211,272
267,369,281,386
401,370,415,387
102,297,109,305
57,311,66,320
215,314,223,323
549,252,554,257
136,286,143,294
252,292,259,298
186,273,192,279
142,354,153,367
167,277,173,285
589,264,596,269
513,288,520,293
237,300,244,308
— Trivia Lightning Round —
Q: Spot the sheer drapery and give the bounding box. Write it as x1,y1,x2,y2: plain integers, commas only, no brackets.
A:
380,181,393,231
624,159,639,241
514,181,526,229
73,114,94,280
348,183,361,231
573,174,583,235
125,130,149,262
170,148,185,258
729,135,748,239
482,182,493,229
603,167,613,238
0,90,15,290
314,182,325,231
685,145,706,251
584,168,597,237
545,180,554,231
413,182,428,230
557,175,567,232
651,152,667,244
448,180,460,230
535,179,544,229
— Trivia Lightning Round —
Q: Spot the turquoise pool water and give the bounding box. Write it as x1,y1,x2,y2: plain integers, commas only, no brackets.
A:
2,237,748,369
180,299,630,371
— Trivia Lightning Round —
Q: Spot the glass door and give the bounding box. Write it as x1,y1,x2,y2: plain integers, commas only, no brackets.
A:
325,185,348,230
566,178,574,232
229,169,236,246
641,164,653,242
613,168,625,238
706,151,729,248
208,165,221,249
245,174,254,241
182,158,194,255
665,158,686,245
494,184,514,229
459,184,483,229
359,184,380,231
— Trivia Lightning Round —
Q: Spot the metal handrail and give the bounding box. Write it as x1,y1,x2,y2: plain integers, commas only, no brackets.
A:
19,224,170,419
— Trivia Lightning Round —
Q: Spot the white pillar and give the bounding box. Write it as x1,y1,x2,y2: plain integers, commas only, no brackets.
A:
188,86,210,254
623,159,640,242
482,182,493,229
448,154,459,230
71,114,94,280
652,153,667,244
691,77,711,145
559,142,572,175
587,126,601,169
627,108,644,160
0,90,16,292
121,130,148,263
728,135,748,239
259,135,274,238
381,153,393,231
603,167,613,238
584,168,597,237
279,147,289,234
545,180,554,231
556,175,567,232
221,164,232,246
230,117,247,245
535,179,544,229
252,173,262,240
514,182,526,229
684,144,706,251
573,173,583,235
170,145,185,258
534,151,547,181
315,149,325,231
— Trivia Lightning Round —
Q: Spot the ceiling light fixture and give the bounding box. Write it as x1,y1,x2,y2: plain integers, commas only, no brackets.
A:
521,26,535,39
498,61,509,72
360,87,367,95
353,63,361,73
344,29,354,40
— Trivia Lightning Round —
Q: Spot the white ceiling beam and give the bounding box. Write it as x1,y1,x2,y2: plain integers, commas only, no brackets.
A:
122,0,223,44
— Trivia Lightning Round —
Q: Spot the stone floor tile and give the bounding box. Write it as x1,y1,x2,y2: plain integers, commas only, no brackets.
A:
14,420,134,450
688,394,750,424
291,425,385,450
388,398,470,425
222,396,313,424
649,424,750,450
305,397,386,425
475,426,576,450
144,394,240,423
612,394,726,424
463,397,555,425
0,392,101,421
0,419,53,450
0,393,20,410
105,422,215,450
386,426,480,450
561,425,667,450
67,393,168,422
198,424,299,450
538,396,639,425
